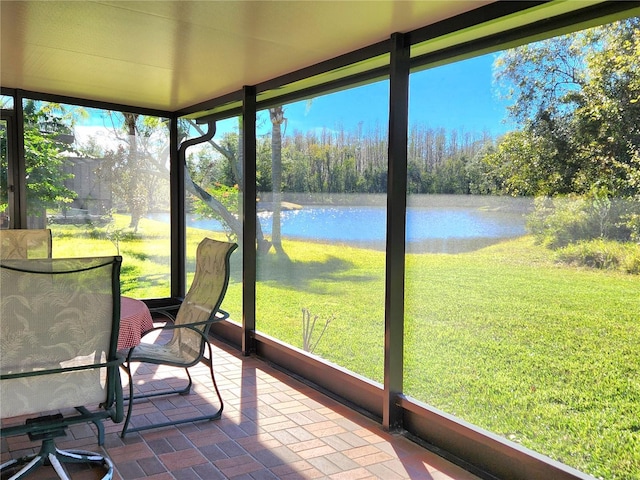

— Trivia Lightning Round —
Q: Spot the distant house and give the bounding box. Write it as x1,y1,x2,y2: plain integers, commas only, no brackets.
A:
57,157,112,223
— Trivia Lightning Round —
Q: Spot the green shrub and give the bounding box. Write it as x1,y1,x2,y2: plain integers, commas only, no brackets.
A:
555,239,640,274
622,248,640,274
625,211,640,242
527,194,638,248
527,196,592,248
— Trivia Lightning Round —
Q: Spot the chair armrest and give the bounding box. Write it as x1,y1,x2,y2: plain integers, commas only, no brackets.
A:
124,310,229,364
142,308,230,334
0,357,124,381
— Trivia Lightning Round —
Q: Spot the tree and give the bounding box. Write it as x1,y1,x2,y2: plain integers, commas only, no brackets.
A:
185,118,272,252
492,18,640,245
492,18,640,199
494,34,586,126
1,101,77,227
94,114,254,244
482,130,560,196
95,112,165,233
269,106,285,254
571,18,640,197
122,113,147,231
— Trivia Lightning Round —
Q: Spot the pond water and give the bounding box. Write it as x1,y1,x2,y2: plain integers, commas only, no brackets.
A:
150,204,528,253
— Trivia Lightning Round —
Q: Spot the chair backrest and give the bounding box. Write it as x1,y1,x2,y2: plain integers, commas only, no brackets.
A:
0,228,52,259
168,238,237,362
0,256,122,419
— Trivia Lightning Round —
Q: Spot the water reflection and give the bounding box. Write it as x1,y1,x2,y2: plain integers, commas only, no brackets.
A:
256,206,527,253
153,195,532,253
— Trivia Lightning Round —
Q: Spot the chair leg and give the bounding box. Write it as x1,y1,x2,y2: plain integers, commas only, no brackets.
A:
120,363,196,438
49,447,114,480
205,341,224,414
0,451,46,479
0,437,114,480
75,406,105,445
120,362,135,438
120,347,224,437
179,369,193,395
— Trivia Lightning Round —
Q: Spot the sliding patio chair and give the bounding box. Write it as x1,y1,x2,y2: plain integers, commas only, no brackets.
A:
120,238,237,437
0,255,123,480
0,228,52,259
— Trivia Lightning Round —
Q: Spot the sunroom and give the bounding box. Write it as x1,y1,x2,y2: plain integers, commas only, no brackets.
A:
1,1,639,479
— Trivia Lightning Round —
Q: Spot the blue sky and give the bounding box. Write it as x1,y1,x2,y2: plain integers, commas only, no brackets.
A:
249,51,515,140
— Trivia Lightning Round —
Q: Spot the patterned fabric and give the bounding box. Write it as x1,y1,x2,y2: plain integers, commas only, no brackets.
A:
129,238,236,366
0,229,52,259
118,297,154,351
0,256,121,419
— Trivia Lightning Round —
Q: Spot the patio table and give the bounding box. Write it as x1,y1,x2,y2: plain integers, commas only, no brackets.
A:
81,296,154,445
118,296,153,351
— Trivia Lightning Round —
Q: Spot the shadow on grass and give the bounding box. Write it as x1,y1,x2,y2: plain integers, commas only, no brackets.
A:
120,263,170,295
255,251,376,293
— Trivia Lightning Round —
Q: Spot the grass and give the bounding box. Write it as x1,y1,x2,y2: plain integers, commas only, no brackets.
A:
403,239,639,479
49,216,639,480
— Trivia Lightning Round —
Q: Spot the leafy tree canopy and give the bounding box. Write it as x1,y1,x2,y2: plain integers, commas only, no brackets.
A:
1,101,79,224
492,17,640,198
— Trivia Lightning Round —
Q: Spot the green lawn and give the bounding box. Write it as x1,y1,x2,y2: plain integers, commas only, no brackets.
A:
403,239,639,479
49,217,639,480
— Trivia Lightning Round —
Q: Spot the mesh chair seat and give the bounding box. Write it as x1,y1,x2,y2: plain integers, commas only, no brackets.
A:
129,341,187,365
127,309,228,366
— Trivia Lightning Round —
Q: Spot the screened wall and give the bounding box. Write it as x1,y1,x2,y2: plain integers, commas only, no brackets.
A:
2,3,638,480
404,24,640,479
253,82,390,383
2,98,173,298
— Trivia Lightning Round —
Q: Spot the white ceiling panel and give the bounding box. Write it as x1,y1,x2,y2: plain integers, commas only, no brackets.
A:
2,1,631,113
1,1,492,111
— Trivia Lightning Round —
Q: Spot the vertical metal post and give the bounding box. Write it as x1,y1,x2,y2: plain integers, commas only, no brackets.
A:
384,33,410,431
14,90,27,228
1,107,17,229
242,86,257,355
169,115,185,298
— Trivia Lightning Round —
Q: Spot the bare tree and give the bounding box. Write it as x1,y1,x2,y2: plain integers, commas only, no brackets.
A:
186,118,271,252
123,113,146,232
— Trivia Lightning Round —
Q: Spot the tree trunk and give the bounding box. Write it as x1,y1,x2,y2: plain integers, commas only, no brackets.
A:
185,116,271,253
270,107,285,254
124,113,144,232
183,165,270,251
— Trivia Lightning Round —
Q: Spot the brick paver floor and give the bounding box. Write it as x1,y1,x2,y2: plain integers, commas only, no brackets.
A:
1,334,480,480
